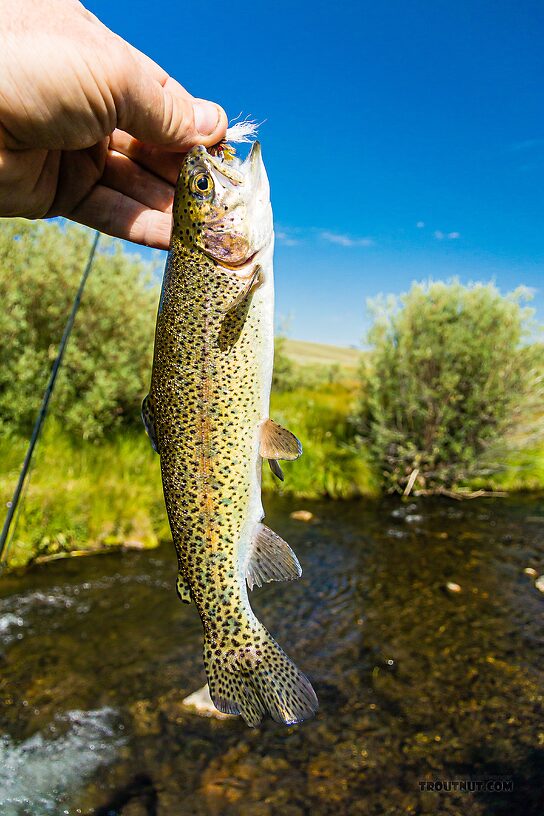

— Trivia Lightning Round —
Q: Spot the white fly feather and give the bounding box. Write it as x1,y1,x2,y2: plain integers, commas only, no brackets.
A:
225,117,260,144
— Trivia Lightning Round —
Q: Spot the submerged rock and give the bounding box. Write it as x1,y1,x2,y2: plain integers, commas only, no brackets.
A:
182,684,236,720
129,699,161,736
386,528,408,539
391,503,418,520
123,540,147,551
290,510,314,522
534,575,544,593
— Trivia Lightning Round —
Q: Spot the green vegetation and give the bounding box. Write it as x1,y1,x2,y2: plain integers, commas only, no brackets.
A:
271,336,352,393
0,423,166,568
358,281,543,493
0,364,376,568
0,218,157,439
282,338,361,369
266,383,379,499
0,221,376,567
267,337,377,498
0,220,542,568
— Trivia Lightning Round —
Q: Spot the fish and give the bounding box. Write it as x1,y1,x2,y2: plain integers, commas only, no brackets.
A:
142,139,318,727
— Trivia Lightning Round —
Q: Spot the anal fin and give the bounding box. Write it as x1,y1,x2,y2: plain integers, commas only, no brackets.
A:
176,572,192,604
141,394,159,454
245,523,302,590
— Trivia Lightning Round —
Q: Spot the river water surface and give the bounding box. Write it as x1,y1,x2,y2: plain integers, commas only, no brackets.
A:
0,495,543,815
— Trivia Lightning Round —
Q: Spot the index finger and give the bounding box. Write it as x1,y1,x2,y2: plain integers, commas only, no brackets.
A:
109,130,184,185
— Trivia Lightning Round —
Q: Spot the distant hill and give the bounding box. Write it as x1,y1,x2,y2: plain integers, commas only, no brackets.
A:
283,339,362,369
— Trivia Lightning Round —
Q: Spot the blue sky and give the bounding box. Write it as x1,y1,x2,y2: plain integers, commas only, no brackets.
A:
88,0,544,346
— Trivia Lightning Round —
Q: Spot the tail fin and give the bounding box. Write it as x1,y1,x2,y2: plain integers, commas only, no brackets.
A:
204,625,318,727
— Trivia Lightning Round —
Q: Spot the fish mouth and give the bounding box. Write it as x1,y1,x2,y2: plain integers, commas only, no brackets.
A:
205,141,262,184
217,251,258,275
200,248,259,276
206,152,244,184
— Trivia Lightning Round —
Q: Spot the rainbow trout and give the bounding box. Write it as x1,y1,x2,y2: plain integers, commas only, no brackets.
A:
142,140,318,726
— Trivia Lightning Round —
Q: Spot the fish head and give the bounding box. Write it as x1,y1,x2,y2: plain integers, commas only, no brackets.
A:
174,142,272,275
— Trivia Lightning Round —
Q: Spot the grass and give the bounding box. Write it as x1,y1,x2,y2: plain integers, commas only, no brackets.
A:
464,442,544,493
0,370,379,568
1,341,542,569
0,423,167,568
282,339,362,370
266,383,379,499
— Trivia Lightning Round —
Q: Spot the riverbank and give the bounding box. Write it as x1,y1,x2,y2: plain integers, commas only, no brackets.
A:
1,421,543,570
1,342,543,568
0,374,377,568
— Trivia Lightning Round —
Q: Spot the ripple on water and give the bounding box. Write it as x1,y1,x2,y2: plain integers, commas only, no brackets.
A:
1,495,543,814
0,571,170,646
0,613,25,644
0,707,124,816
0,589,90,647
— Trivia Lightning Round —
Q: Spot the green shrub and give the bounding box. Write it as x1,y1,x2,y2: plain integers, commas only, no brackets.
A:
0,218,159,440
272,336,298,391
266,383,380,499
359,281,542,492
272,337,349,393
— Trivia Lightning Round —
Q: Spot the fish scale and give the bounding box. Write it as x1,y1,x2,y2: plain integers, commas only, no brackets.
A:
143,142,318,726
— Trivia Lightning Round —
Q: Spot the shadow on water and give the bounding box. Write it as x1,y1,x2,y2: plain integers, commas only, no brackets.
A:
0,494,543,815
93,773,158,816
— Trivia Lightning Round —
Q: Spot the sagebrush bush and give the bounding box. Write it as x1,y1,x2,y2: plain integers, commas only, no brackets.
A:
359,281,542,492
0,219,159,439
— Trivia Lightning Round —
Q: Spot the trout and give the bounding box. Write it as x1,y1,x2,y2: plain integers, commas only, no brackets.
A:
143,140,318,726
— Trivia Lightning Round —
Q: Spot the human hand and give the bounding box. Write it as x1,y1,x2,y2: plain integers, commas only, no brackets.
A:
0,0,227,248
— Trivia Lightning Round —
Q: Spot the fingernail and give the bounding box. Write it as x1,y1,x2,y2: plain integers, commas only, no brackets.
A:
193,101,220,136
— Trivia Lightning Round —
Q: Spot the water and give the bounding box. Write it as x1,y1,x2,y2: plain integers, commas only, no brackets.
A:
0,495,543,815
0,708,123,815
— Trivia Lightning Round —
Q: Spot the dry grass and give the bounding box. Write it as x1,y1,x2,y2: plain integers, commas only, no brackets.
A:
283,339,362,370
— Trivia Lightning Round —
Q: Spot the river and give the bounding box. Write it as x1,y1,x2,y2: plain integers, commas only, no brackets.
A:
0,494,543,815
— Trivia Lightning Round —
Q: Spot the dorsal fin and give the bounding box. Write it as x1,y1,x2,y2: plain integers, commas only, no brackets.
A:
245,523,302,590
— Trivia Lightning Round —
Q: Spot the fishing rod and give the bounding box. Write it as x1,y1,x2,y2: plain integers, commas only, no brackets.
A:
0,230,101,568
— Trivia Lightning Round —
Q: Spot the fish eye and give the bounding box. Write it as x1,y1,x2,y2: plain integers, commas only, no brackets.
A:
191,172,214,197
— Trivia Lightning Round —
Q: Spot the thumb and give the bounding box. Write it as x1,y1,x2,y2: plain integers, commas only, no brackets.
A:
115,57,227,151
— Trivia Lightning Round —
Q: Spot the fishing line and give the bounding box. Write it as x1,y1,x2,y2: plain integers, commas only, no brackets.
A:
0,444,34,568
0,230,101,569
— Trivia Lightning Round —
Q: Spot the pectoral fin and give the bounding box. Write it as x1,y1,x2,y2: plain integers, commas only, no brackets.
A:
245,523,302,590
141,394,159,454
260,418,303,461
220,265,262,315
268,459,285,481
176,572,192,604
